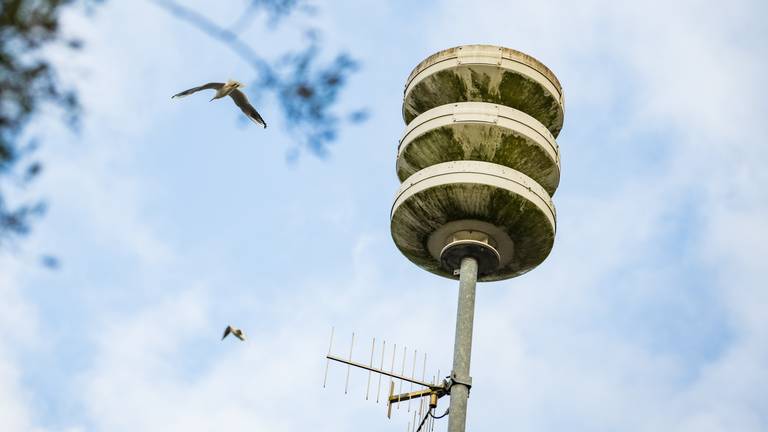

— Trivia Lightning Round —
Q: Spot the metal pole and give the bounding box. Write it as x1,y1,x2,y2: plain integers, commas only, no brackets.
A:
447,256,478,432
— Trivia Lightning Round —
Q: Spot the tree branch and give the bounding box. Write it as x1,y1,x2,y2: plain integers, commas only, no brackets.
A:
150,0,273,78
150,0,365,159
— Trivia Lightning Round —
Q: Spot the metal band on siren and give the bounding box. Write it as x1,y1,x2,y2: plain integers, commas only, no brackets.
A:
402,45,565,138
397,102,561,195
390,161,556,282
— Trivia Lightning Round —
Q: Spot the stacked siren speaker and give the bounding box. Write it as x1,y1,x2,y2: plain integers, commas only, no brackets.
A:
390,45,565,282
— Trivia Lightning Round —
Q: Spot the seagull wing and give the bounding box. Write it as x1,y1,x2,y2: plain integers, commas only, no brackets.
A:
228,89,267,128
172,82,224,99
222,326,232,340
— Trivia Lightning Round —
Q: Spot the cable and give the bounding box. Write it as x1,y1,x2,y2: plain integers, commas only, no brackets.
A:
415,409,431,432
416,405,449,431
430,408,449,419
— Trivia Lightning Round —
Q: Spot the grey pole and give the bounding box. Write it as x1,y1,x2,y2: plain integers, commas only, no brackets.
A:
448,256,478,432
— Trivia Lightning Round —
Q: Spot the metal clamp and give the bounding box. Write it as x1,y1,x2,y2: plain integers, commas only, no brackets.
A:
444,372,473,394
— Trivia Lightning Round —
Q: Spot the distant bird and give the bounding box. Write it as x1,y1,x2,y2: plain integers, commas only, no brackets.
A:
222,325,246,341
172,80,267,128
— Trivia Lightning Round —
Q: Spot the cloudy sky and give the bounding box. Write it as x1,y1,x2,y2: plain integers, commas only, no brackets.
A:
2,0,767,431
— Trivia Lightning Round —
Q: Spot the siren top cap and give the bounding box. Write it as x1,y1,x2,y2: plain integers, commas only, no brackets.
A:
402,44,564,138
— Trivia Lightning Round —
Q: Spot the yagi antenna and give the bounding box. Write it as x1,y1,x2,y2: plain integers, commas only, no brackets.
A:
323,328,453,430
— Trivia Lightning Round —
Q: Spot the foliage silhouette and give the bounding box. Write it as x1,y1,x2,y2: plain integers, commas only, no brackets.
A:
1,0,101,247
1,0,364,249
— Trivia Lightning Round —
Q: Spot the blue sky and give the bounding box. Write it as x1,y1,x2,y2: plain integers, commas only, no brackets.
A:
1,0,767,431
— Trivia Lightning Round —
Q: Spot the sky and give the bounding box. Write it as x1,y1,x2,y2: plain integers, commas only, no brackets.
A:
1,0,767,431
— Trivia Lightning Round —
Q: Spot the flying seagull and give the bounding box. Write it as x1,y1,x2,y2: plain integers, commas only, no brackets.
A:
172,80,267,128
222,325,246,341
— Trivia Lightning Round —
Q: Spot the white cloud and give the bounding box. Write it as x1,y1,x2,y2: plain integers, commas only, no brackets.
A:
68,231,457,432
421,0,768,430
2,0,766,431
0,259,44,432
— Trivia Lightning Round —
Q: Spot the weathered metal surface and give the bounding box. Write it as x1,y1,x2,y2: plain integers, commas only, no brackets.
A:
403,45,564,138
447,256,478,432
390,161,556,282
397,102,560,195
427,219,514,271
440,236,500,277
388,44,565,432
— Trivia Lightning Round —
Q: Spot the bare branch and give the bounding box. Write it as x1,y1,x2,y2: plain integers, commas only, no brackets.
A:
228,2,259,35
150,0,272,78
151,0,365,159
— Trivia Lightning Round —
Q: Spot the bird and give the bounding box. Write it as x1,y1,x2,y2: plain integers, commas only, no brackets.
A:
222,325,246,341
172,80,267,128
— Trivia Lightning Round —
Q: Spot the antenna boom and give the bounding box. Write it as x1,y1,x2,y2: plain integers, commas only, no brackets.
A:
326,354,438,389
